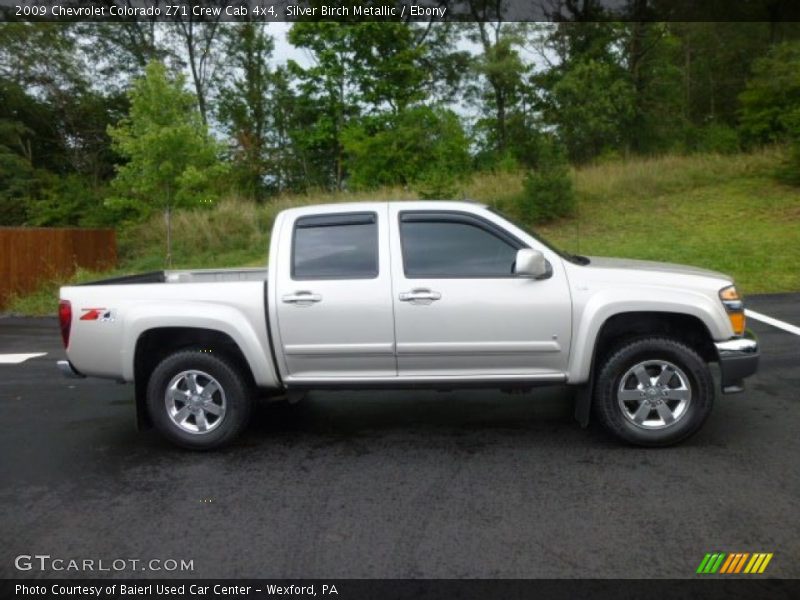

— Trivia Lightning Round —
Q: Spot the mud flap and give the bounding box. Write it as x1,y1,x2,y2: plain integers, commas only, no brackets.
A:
134,378,152,431
574,383,592,428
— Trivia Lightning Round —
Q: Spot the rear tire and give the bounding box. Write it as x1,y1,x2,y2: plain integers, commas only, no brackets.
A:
146,350,253,450
593,337,714,447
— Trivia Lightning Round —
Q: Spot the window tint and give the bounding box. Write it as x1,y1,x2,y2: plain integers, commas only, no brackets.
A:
401,217,518,277
293,213,378,279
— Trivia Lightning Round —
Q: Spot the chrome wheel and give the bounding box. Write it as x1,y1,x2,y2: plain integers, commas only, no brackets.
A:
165,370,227,435
617,360,692,430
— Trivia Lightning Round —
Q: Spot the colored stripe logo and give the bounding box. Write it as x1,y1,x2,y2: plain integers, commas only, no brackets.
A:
697,552,773,574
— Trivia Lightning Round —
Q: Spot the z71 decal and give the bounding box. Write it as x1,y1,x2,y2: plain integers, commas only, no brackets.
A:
80,308,114,322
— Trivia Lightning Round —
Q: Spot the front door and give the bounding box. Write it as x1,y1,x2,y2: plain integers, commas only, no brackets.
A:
389,207,571,379
275,207,396,379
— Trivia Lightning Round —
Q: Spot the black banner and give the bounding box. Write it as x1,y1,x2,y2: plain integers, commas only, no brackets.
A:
2,0,800,23
3,579,800,600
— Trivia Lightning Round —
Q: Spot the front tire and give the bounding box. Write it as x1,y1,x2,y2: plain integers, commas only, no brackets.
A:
146,350,253,450
593,337,714,447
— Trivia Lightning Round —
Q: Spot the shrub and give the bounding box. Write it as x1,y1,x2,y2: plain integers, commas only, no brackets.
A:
506,144,576,224
687,123,741,154
414,170,460,200
26,175,112,227
517,164,576,224
778,108,800,185
739,42,800,145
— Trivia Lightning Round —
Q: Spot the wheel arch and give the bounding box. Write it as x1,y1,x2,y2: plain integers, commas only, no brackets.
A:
133,327,255,430
592,311,717,370
573,310,717,427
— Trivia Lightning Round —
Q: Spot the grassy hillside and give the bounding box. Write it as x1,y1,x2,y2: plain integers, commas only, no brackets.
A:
7,148,799,316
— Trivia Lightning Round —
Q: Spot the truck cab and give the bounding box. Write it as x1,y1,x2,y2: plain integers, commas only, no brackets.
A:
269,202,572,383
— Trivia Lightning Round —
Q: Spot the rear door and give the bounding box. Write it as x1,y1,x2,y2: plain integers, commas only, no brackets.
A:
274,207,396,379
388,206,571,379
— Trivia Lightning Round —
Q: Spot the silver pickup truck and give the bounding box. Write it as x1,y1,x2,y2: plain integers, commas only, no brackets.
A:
58,201,759,449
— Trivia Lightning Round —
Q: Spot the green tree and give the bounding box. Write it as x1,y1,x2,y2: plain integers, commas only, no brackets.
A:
170,14,226,126
739,41,800,183
544,59,636,162
217,21,275,200
288,22,358,190
346,23,429,113
342,106,470,191
77,21,169,92
739,41,800,143
466,10,532,160
534,20,637,162
0,24,124,225
107,61,228,265
288,21,462,190
621,22,686,154
0,78,59,225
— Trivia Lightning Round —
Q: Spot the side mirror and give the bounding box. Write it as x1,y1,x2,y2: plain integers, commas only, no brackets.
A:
514,249,551,279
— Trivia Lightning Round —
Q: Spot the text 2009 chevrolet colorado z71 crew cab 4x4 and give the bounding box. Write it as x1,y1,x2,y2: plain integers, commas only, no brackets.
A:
57,201,759,449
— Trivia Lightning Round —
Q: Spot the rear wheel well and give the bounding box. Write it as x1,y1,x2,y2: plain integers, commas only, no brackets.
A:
593,312,717,370
133,327,254,429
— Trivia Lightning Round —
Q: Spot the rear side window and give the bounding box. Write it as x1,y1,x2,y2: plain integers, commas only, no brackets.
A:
292,213,378,280
400,213,519,278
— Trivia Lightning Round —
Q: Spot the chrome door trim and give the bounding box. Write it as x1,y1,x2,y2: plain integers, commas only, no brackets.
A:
284,342,395,356
396,341,562,354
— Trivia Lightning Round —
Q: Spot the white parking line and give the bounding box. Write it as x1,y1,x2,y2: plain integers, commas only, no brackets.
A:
0,352,48,364
746,309,800,336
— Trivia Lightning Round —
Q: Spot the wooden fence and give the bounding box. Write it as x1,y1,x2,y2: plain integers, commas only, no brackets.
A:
0,228,117,308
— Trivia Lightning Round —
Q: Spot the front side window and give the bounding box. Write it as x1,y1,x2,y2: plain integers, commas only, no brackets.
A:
292,213,378,279
400,214,519,277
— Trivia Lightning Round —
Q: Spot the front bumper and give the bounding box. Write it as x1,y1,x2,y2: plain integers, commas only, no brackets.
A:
715,330,759,393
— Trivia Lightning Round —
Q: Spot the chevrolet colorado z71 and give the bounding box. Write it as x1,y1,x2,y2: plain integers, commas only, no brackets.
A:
58,201,759,449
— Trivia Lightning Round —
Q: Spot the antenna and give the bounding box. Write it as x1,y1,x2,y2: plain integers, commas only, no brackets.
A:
575,176,581,255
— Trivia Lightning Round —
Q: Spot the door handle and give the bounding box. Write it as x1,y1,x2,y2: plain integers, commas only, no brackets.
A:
399,289,442,304
282,291,322,305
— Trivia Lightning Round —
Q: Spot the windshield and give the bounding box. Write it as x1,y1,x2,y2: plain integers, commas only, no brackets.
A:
486,206,590,265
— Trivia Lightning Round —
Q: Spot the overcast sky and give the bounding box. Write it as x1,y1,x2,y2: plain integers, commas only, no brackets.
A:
265,22,486,68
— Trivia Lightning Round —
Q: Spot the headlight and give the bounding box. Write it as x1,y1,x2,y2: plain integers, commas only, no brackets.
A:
719,285,745,336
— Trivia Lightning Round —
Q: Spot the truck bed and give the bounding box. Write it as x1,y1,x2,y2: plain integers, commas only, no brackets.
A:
79,267,269,286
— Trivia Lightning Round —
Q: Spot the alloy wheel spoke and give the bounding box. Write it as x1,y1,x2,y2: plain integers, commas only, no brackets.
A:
664,388,690,401
633,365,652,388
173,406,191,424
168,385,190,404
201,380,220,399
633,401,652,424
186,373,200,394
656,365,675,386
656,403,675,425
203,402,223,416
195,410,209,432
618,389,643,402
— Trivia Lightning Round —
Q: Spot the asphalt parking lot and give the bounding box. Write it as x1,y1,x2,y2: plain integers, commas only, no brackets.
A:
1,293,798,579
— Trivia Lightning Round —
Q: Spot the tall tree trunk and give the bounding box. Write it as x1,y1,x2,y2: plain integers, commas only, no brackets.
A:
184,23,208,126
627,20,647,155
495,86,506,152
335,75,345,190
683,36,692,122
164,205,173,268
164,183,173,268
